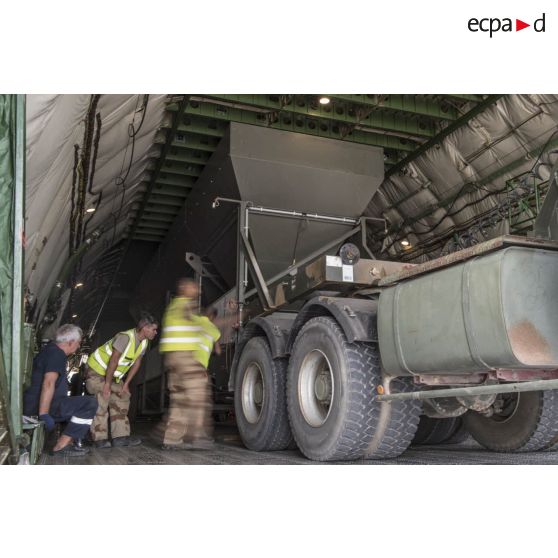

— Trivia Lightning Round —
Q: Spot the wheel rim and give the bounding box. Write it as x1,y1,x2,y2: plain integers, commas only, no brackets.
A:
490,392,521,423
298,349,334,427
241,362,265,424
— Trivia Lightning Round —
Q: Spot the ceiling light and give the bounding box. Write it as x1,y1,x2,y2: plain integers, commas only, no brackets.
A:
319,96,330,105
72,314,78,318
86,207,96,213
75,282,84,288
400,239,411,247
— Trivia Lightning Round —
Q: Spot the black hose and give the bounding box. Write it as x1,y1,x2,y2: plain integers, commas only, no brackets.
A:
69,144,80,258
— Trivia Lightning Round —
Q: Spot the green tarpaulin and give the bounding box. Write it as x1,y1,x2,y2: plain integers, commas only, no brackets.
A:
0,95,15,390
0,94,24,457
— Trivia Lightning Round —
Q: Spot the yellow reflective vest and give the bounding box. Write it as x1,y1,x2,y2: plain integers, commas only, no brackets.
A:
194,316,221,369
159,296,204,353
87,328,148,383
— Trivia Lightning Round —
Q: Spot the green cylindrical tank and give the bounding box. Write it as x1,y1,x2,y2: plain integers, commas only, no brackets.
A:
378,246,558,376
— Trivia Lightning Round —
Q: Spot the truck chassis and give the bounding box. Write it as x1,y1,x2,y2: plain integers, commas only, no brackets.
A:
207,198,558,461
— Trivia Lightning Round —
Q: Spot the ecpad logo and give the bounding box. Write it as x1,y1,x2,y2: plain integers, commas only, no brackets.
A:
468,13,546,37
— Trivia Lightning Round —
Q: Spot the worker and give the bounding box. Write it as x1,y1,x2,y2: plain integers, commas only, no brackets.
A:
158,278,214,450
23,324,97,457
86,312,158,448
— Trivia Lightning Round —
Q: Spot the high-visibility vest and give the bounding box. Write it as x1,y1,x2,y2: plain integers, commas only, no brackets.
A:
194,316,221,368
87,329,148,383
159,297,204,353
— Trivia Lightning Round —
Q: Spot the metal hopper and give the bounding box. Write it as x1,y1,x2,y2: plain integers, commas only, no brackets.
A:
185,122,384,286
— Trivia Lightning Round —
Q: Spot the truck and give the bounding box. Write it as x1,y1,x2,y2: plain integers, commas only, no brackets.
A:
133,122,558,461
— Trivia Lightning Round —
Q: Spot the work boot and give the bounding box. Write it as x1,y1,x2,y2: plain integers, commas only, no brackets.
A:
112,436,142,447
50,444,90,457
94,439,112,449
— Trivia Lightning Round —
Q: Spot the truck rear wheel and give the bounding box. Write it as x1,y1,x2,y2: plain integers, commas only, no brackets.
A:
286,317,379,461
412,416,465,445
463,390,558,452
234,336,293,451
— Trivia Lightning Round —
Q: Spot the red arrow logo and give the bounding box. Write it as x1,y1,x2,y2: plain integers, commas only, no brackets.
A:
516,19,530,31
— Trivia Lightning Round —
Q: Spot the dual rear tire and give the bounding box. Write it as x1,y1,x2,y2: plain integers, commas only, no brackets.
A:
463,390,558,452
234,321,558,459
234,317,421,461
413,391,558,452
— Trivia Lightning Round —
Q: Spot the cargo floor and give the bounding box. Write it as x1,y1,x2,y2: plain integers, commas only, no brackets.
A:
39,422,558,465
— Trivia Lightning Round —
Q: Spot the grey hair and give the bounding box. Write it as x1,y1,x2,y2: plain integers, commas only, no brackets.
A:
55,324,83,344
137,311,158,330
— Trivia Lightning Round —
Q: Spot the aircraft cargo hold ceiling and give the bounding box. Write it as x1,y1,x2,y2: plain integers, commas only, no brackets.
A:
24,94,558,337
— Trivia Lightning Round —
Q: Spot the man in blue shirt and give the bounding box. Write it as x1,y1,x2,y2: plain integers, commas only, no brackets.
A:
23,324,98,456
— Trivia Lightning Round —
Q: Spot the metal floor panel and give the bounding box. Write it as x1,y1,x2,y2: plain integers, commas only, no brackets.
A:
38,423,558,465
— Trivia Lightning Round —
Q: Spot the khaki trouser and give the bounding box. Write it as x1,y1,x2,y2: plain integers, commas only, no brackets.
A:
161,351,212,445
86,368,131,441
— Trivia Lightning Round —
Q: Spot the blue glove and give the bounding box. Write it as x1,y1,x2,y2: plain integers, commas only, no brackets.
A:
39,414,56,432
